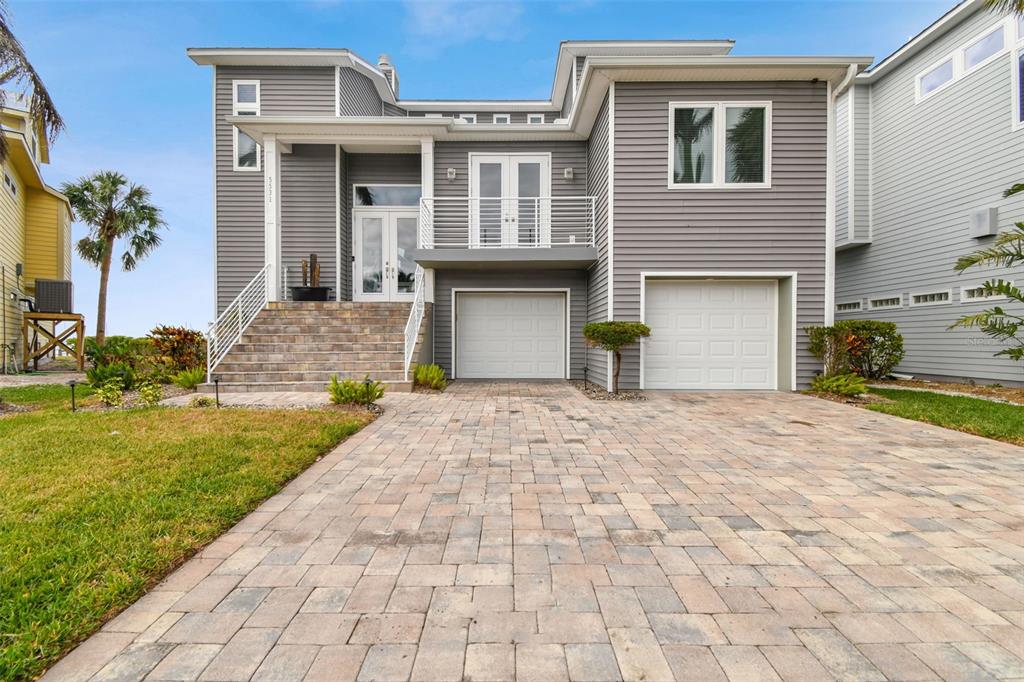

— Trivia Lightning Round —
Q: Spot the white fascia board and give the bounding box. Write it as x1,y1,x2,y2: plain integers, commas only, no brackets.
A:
857,0,985,82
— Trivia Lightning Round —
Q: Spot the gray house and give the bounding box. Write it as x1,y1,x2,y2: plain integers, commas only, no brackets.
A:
835,0,1024,385
188,43,870,392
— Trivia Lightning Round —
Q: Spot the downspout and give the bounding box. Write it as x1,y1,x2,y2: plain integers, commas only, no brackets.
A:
832,63,858,101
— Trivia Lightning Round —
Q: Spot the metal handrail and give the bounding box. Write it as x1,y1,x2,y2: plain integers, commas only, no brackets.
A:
206,263,271,382
419,196,595,249
403,264,426,381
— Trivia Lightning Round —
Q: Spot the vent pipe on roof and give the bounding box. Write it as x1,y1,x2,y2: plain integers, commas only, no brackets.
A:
377,54,399,98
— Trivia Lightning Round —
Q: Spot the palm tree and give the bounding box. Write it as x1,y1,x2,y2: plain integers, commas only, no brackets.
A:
0,1,64,161
62,172,165,345
984,0,1023,13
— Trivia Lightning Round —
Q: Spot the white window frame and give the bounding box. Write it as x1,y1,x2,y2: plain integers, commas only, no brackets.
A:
960,280,1014,303
909,289,952,307
458,113,476,124
917,16,1019,104
232,80,261,172
868,294,903,311
835,300,862,313
667,101,772,190
1014,22,1024,131
492,113,511,125
527,114,545,125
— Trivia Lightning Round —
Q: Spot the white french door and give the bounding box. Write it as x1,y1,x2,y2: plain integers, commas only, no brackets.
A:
470,154,551,247
353,209,418,302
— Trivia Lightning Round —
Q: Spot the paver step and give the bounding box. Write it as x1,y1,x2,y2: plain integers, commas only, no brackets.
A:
214,370,407,383
230,342,405,354
219,349,405,361
267,301,411,311
216,360,404,373
245,323,407,334
238,333,405,345
198,380,412,393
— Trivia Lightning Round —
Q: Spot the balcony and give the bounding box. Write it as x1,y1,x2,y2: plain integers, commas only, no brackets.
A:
414,196,598,270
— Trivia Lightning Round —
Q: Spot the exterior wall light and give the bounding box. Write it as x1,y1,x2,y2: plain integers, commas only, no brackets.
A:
563,167,574,180
446,168,457,181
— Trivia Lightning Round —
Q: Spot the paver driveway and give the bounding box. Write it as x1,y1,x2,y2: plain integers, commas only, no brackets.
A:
45,382,1024,681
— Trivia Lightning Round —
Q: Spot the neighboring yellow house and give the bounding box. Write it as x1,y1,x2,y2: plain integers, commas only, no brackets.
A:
0,92,72,371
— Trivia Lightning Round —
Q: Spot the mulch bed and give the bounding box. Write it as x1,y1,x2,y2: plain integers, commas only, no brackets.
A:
873,379,1024,405
571,379,647,401
0,401,33,417
82,385,194,411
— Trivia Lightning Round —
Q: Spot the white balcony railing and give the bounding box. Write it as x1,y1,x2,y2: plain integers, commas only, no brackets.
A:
419,196,595,249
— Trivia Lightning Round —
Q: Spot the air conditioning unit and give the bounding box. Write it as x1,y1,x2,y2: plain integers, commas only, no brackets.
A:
969,207,998,238
34,279,73,313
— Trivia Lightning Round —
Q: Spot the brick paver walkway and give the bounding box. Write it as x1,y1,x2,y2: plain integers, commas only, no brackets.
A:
44,382,1024,681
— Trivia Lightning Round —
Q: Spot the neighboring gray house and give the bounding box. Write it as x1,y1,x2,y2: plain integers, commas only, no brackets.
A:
188,43,870,392
835,0,1024,385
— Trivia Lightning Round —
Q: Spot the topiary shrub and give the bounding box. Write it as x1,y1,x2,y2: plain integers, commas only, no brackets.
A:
413,363,447,391
328,375,385,406
582,321,652,393
810,372,867,397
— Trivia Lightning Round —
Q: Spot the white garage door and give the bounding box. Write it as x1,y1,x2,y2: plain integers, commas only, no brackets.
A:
456,292,566,379
644,280,777,389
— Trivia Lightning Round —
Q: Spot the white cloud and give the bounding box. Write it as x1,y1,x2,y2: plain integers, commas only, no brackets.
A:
402,0,526,55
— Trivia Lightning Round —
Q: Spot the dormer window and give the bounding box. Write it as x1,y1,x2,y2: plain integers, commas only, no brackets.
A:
232,80,260,171
527,114,544,124
492,114,511,125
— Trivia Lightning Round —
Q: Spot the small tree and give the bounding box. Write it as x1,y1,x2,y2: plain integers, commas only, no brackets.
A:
62,171,165,346
950,183,1024,361
583,321,651,393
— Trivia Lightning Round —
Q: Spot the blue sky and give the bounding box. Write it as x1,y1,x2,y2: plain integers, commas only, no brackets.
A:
12,0,951,336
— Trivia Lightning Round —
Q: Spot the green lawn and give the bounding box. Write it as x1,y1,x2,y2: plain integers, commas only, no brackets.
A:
0,385,372,681
868,387,1024,446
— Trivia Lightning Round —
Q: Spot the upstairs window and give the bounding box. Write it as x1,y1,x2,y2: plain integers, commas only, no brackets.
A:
964,26,1004,71
527,114,545,124
492,114,511,124
962,281,1012,302
669,102,770,188
836,301,862,313
4,171,16,197
918,58,954,98
232,80,260,171
868,295,902,310
458,114,476,124
910,290,951,306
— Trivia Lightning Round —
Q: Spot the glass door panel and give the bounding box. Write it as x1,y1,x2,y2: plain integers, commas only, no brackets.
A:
476,161,504,246
355,212,386,301
394,215,418,298
515,161,541,246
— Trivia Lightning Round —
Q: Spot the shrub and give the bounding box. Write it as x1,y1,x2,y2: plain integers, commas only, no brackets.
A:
96,378,125,407
173,366,206,391
810,372,867,397
137,380,163,407
149,325,206,372
328,375,385,406
805,320,905,380
837,320,904,379
85,335,150,369
188,395,215,408
413,363,447,391
86,361,136,390
582,321,651,393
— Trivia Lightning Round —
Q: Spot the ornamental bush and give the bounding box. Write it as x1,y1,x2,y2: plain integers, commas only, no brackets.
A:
810,372,867,397
413,363,447,391
805,320,904,380
328,375,385,406
148,325,206,372
582,321,651,393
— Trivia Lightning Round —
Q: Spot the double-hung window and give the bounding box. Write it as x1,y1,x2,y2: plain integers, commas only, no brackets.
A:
668,101,771,189
232,80,260,171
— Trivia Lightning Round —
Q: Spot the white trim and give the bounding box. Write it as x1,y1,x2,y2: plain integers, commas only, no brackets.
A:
450,288,571,380
527,114,545,125
335,144,342,301
867,293,903,310
263,134,280,301
467,152,553,246
334,65,340,117
666,101,772,190
606,83,615,391
492,113,511,125
458,114,477,124
826,81,836,325
959,280,1014,303
915,16,1017,103
637,271,797,391
845,85,855,243
909,289,952,307
1013,45,1024,132
835,300,863,313
352,208,419,302
232,80,262,172
212,65,218,317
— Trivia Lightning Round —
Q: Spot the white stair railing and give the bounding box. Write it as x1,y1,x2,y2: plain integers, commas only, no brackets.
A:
403,264,426,382
207,264,271,382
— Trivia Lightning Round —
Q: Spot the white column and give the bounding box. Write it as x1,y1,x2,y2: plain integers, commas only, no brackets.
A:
263,134,281,301
420,137,435,303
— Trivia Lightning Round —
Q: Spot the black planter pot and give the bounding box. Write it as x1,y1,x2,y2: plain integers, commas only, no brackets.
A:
289,286,331,302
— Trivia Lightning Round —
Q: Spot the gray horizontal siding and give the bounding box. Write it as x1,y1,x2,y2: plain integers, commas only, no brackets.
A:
382,102,407,117
575,56,586,88
613,81,829,389
834,90,850,244
338,148,349,299
836,5,1024,384
214,65,334,313
433,141,588,198
585,93,610,388
432,269,588,380
281,144,337,298
338,67,381,116
851,84,871,241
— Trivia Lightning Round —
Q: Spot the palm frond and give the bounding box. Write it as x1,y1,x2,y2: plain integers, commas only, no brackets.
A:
954,224,1024,271
1004,183,1024,198
982,0,1024,14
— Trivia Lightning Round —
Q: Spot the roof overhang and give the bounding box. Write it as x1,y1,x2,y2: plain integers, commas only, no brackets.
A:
186,48,397,105
858,0,984,82
1,130,67,203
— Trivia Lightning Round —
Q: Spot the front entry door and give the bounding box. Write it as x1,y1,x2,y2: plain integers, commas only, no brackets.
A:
470,154,550,247
353,209,417,302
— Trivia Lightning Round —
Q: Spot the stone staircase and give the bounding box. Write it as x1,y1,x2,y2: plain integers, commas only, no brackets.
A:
203,301,421,393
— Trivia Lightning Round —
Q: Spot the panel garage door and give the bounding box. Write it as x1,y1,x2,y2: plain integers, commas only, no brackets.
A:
456,292,566,379
644,280,777,389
